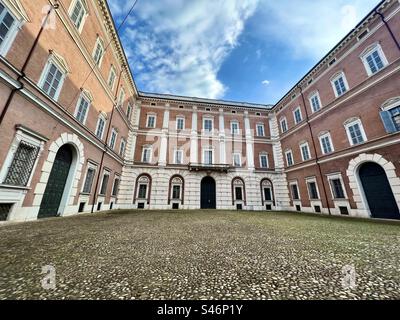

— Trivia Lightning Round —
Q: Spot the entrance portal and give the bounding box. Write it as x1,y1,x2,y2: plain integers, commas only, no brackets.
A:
201,176,216,209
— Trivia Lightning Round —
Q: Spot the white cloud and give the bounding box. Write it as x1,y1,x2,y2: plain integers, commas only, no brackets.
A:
253,0,378,60
110,0,259,99
261,80,270,86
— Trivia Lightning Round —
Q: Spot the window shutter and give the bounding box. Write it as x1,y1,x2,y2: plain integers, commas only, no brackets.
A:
380,111,397,133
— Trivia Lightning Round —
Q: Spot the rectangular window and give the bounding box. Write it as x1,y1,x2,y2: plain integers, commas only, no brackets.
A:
330,178,345,199
300,143,311,161
333,74,348,97
100,173,109,195
260,154,268,168
294,108,302,124
0,3,16,48
126,104,132,120
108,67,116,89
3,141,39,186
264,188,272,201
172,185,181,199
346,121,366,145
174,150,183,164
138,184,147,199
41,62,64,99
380,106,400,133
320,134,333,154
235,187,243,201
93,40,104,66
307,181,319,200
176,118,184,130
310,94,321,113
285,151,294,166
231,122,239,135
204,119,213,132
112,178,120,196
204,150,213,165
75,95,90,124
364,49,385,75
82,167,96,194
147,115,156,128
233,153,241,167
142,148,151,163
95,116,106,139
291,184,300,200
257,124,265,137
70,0,86,30
280,118,288,133
109,129,117,149
119,139,126,157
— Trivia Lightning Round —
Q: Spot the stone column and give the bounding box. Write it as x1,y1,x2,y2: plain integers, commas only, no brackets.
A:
244,111,255,171
190,106,198,164
219,108,226,164
158,103,169,167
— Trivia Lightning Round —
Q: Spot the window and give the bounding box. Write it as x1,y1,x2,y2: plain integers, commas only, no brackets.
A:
259,154,269,168
174,150,183,164
74,93,90,124
291,183,300,200
92,38,104,67
99,172,110,195
119,139,126,157
203,118,213,133
231,121,239,135
108,66,116,90
118,89,125,107
176,117,185,130
82,166,96,194
203,149,213,165
319,133,334,154
95,114,106,139
235,187,243,200
126,103,132,120
307,181,319,200
233,153,241,167
331,72,349,97
293,107,303,124
40,60,66,100
309,92,321,113
300,142,311,161
142,147,152,163
172,185,181,199
3,140,39,186
256,124,265,137
0,2,17,55
233,178,244,202
380,103,400,133
330,178,345,199
146,115,156,128
361,44,388,76
345,119,367,146
69,0,87,32
138,184,147,199
136,175,150,201
280,117,288,133
112,177,120,196
109,128,117,149
285,150,294,167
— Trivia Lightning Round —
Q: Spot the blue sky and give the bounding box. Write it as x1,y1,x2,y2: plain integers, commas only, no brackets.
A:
108,0,379,104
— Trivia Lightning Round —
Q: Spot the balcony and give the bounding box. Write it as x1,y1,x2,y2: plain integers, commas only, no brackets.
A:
188,163,230,173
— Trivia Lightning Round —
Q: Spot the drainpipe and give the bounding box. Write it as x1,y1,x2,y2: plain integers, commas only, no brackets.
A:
297,85,332,216
0,3,59,126
375,8,400,52
91,67,125,213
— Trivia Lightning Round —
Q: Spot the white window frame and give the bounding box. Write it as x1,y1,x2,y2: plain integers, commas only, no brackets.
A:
111,175,120,197
119,138,126,157
344,118,367,146
327,173,348,200
293,107,303,125
259,153,269,168
256,123,265,137
285,149,294,167
95,113,106,140
280,117,288,133
202,148,214,165
203,117,214,134
81,162,97,194
99,170,110,196
231,121,239,135
38,54,68,101
319,132,334,155
92,37,105,67
331,71,349,98
109,128,118,150
306,177,320,200
176,116,185,131
142,146,152,163
0,1,24,56
146,114,156,128
107,66,116,90
360,43,388,77
289,181,301,200
68,0,88,33
126,103,132,120
74,91,92,125
309,91,322,113
232,153,242,167
174,149,184,165
299,142,311,161
118,88,125,107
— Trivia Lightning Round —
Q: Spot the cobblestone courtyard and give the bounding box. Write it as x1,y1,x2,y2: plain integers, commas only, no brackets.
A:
1,210,399,300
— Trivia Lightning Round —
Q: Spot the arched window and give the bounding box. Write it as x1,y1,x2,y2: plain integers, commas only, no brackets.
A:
231,177,246,205
260,179,274,206
168,175,184,205
133,174,152,205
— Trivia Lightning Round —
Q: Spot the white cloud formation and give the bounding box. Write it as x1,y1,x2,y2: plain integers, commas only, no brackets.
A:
110,0,259,99
261,80,270,86
253,0,378,60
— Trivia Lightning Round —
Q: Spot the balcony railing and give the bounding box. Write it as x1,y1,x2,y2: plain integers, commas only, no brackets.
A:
188,163,230,173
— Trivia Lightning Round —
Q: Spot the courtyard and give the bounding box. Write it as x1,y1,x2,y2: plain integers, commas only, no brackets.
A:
0,210,399,300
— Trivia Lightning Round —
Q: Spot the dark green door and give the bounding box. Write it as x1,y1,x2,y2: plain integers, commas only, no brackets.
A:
38,145,73,219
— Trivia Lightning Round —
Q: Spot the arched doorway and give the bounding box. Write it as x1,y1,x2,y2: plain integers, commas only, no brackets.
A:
359,162,400,220
201,176,216,209
38,145,74,219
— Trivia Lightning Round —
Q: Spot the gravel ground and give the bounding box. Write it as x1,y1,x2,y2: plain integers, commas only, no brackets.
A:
0,210,399,300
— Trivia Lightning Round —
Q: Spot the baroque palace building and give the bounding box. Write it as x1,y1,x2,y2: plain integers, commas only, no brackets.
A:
0,0,399,222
